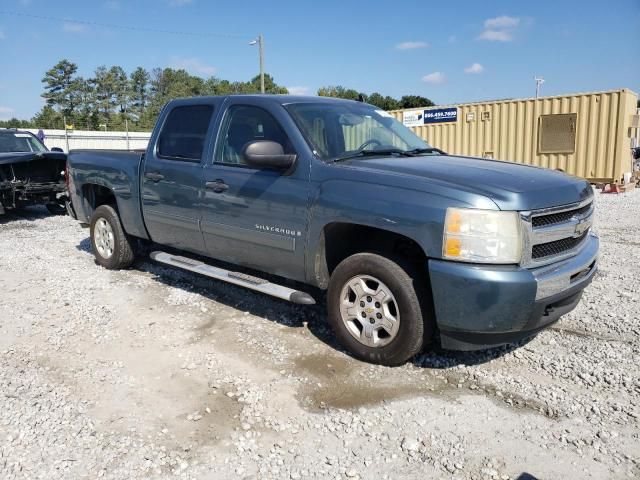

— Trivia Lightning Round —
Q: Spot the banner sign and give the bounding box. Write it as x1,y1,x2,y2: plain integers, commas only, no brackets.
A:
423,107,458,124
402,110,424,127
402,107,458,127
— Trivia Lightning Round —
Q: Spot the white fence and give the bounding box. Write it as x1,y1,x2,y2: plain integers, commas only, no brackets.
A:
24,129,152,152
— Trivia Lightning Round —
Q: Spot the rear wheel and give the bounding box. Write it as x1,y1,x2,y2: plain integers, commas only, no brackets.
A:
327,252,432,366
90,204,135,269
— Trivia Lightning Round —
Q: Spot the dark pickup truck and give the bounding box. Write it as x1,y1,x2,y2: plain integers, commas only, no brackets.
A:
0,129,68,215
67,95,599,365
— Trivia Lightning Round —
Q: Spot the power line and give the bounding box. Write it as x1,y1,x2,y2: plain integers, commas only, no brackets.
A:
0,10,248,39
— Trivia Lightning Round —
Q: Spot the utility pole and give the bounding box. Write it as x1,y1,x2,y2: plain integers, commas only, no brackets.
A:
125,117,130,150
259,34,265,94
63,115,69,152
534,76,545,99
124,104,130,150
250,34,265,94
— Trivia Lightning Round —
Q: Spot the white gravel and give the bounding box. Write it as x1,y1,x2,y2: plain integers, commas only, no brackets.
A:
0,189,638,480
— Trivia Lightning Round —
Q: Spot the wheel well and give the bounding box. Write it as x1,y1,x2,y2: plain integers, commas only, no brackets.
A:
316,222,428,289
81,183,117,217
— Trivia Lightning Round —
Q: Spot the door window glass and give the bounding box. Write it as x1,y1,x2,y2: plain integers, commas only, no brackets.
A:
216,105,294,165
157,105,213,161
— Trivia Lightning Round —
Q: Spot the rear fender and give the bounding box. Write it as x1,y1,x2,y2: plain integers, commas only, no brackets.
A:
79,179,148,239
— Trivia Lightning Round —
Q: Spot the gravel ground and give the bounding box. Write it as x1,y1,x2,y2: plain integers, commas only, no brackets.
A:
0,190,638,480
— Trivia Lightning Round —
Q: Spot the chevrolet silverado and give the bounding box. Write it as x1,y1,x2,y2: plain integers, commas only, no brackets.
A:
67,96,598,365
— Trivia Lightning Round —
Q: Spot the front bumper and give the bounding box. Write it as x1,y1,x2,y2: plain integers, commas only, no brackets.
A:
429,233,599,351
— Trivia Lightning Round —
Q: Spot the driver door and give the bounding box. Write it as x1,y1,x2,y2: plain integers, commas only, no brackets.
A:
200,101,311,282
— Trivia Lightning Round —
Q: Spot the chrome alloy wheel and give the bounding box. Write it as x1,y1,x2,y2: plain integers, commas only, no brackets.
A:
339,275,400,348
94,217,115,259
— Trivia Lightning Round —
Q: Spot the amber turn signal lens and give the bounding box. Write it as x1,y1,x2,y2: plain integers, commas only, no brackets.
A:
445,238,461,256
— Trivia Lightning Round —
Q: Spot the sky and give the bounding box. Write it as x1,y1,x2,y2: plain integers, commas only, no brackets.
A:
0,0,639,120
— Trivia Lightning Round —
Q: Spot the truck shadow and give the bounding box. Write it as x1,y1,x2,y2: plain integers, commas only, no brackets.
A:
77,237,92,253
414,337,532,369
77,239,532,369
0,206,51,225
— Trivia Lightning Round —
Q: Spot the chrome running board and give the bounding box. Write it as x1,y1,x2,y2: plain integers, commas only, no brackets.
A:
150,251,316,305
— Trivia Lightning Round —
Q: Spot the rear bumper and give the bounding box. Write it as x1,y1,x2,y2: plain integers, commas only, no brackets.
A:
429,233,598,351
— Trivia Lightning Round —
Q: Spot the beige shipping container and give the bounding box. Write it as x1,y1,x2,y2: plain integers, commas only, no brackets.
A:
390,89,640,183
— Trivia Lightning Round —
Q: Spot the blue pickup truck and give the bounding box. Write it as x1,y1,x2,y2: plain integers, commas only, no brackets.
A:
67,95,598,366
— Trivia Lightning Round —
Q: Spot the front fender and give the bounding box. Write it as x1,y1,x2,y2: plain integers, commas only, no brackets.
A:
304,178,494,286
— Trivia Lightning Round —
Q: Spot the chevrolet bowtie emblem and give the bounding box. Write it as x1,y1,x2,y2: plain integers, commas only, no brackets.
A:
573,218,590,237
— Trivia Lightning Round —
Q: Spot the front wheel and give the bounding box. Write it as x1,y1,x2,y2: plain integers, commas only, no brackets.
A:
89,204,136,270
327,253,432,366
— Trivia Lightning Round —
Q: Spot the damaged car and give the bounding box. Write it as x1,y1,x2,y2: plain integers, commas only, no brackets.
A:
0,129,68,215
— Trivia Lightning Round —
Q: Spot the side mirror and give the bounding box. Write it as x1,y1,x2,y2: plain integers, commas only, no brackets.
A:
243,140,296,171
50,147,64,153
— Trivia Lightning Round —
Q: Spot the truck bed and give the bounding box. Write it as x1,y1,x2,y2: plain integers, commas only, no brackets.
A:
67,149,148,238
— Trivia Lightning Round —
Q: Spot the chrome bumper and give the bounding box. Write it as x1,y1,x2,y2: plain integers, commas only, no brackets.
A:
532,232,599,300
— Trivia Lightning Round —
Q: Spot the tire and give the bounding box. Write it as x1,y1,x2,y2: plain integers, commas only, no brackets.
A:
89,204,136,270
45,202,67,215
327,252,433,366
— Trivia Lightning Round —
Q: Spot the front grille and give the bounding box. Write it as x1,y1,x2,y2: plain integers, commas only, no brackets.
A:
532,203,591,227
532,231,588,259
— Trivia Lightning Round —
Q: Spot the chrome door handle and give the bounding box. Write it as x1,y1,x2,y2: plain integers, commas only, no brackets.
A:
205,180,228,193
145,172,164,182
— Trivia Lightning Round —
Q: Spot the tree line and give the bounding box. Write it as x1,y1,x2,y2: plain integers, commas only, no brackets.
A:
316,86,434,111
0,59,435,131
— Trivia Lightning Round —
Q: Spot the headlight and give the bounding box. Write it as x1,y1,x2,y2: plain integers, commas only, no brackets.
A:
443,208,522,263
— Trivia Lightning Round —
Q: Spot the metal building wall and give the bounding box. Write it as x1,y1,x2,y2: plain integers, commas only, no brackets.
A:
390,89,639,183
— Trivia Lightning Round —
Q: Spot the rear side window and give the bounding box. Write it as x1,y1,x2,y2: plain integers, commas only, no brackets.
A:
157,105,213,161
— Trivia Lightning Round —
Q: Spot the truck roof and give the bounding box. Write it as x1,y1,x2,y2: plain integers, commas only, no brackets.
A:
167,94,368,107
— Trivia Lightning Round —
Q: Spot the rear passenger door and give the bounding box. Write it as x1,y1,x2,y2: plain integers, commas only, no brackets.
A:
141,103,216,254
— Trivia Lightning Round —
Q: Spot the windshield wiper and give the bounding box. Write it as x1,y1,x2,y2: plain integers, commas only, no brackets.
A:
330,146,446,163
331,147,447,162
402,147,446,156
331,148,412,163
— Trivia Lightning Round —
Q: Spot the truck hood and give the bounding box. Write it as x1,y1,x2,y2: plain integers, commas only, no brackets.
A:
0,151,67,166
343,154,593,210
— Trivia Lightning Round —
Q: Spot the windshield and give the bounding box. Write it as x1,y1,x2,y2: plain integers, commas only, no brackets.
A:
286,102,432,161
0,132,47,153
